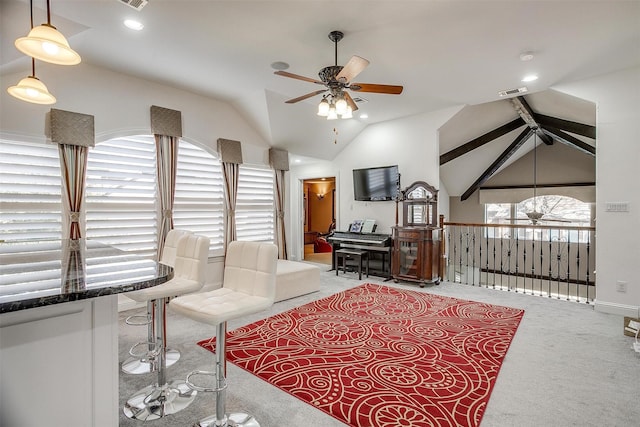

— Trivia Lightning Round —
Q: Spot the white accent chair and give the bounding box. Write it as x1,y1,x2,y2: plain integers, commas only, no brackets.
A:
170,240,278,427
122,228,192,375
123,233,210,421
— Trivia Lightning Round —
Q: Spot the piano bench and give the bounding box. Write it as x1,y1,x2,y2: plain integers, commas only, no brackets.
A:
335,249,369,280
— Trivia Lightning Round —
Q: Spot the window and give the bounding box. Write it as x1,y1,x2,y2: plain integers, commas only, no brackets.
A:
173,141,225,256
86,136,158,257
0,140,62,241
236,165,275,243
485,195,593,241
2,135,275,255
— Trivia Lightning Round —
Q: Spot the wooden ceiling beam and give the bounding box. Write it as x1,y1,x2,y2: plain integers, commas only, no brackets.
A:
509,96,553,145
536,114,596,139
540,126,596,156
460,127,535,201
440,117,525,165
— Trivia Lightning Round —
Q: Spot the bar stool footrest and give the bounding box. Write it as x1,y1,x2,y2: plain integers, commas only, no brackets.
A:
122,347,180,374
186,369,226,393
125,313,151,326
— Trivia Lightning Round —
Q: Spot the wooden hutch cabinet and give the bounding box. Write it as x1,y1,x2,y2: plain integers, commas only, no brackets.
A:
392,181,441,286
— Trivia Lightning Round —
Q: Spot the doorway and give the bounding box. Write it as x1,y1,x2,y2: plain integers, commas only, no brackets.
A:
302,177,335,264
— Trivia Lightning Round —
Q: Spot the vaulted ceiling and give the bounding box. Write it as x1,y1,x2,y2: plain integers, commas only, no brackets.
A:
1,1,638,195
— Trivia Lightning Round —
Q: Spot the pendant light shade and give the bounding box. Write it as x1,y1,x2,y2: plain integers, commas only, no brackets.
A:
15,23,81,66
317,98,330,116
7,74,56,105
15,0,81,66
341,106,353,119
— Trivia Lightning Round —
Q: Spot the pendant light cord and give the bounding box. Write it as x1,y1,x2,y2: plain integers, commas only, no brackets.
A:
533,129,538,211
29,0,35,77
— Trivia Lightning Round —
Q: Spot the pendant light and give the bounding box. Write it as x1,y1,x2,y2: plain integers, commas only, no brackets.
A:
15,0,81,66
7,58,56,105
527,129,543,223
8,0,56,105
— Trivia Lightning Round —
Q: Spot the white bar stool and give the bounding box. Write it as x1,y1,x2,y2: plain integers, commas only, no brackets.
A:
123,233,210,421
170,241,278,427
122,229,192,375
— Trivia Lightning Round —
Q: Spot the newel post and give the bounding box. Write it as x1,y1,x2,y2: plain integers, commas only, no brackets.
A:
439,214,446,281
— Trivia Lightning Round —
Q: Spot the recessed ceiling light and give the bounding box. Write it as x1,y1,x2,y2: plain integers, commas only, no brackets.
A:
294,159,301,163
522,74,538,82
359,113,368,119
519,52,534,61
124,19,144,31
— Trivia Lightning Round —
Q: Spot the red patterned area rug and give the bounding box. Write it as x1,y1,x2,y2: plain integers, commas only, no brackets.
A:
197,283,524,427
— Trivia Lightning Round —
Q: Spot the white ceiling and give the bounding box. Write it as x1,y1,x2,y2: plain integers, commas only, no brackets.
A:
1,0,639,176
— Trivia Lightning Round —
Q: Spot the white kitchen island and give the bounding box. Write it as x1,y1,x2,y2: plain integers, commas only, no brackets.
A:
0,239,172,427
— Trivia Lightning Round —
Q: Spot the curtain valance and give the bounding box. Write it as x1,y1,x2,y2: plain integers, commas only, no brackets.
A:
150,105,182,138
49,108,95,147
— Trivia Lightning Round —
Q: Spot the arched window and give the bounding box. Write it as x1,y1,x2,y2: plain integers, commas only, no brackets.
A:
86,135,225,257
86,136,158,257
485,195,593,241
236,164,275,243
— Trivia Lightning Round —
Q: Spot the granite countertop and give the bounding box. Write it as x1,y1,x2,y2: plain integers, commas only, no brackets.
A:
0,239,173,313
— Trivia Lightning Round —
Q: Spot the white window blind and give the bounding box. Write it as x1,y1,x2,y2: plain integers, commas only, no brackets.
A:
86,136,157,257
236,165,275,243
173,141,225,256
0,140,62,241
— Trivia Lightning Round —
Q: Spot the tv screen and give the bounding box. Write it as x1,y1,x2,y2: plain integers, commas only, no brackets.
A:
353,165,399,201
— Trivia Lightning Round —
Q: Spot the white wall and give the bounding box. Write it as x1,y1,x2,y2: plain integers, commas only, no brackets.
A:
1,62,270,162
289,107,460,260
1,62,272,288
554,67,640,317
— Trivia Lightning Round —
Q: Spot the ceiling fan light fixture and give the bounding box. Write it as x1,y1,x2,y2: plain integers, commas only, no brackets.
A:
335,96,347,115
8,74,56,104
327,105,338,120
341,106,353,119
16,23,81,65
317,98,330,116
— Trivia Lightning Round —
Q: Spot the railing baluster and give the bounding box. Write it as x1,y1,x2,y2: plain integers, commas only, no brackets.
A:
547,231,552,298
515,233,520,292
585,231,591,303
530,231,535,295
441,221,594,304
458,229,462,283
566,231,571,300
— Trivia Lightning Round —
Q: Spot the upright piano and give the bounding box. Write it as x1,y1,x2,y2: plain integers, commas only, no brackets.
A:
326,231,392,278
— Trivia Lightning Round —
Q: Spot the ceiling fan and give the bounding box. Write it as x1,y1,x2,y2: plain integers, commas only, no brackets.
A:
274,30,403,119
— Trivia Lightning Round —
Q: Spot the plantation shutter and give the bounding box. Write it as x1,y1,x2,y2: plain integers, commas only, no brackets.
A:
236,164,275,243
85,136,158,257
0,140,62,241
173,141,225,256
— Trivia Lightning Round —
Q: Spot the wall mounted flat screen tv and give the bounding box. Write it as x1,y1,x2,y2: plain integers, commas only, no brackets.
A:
353,165,399,201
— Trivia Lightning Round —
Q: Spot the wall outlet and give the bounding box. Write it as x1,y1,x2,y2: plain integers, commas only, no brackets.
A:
616,280,627,292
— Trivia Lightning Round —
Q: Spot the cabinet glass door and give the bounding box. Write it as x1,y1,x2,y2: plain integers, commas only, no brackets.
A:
399,240,418,276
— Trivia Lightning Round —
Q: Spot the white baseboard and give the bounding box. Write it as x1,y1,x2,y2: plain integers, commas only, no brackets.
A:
594,300,639,317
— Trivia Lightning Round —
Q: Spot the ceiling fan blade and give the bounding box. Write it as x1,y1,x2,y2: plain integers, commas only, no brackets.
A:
343,91,359,112
350,83,404,95
274,71,324,85
336,55,370,83
285,89,327,104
